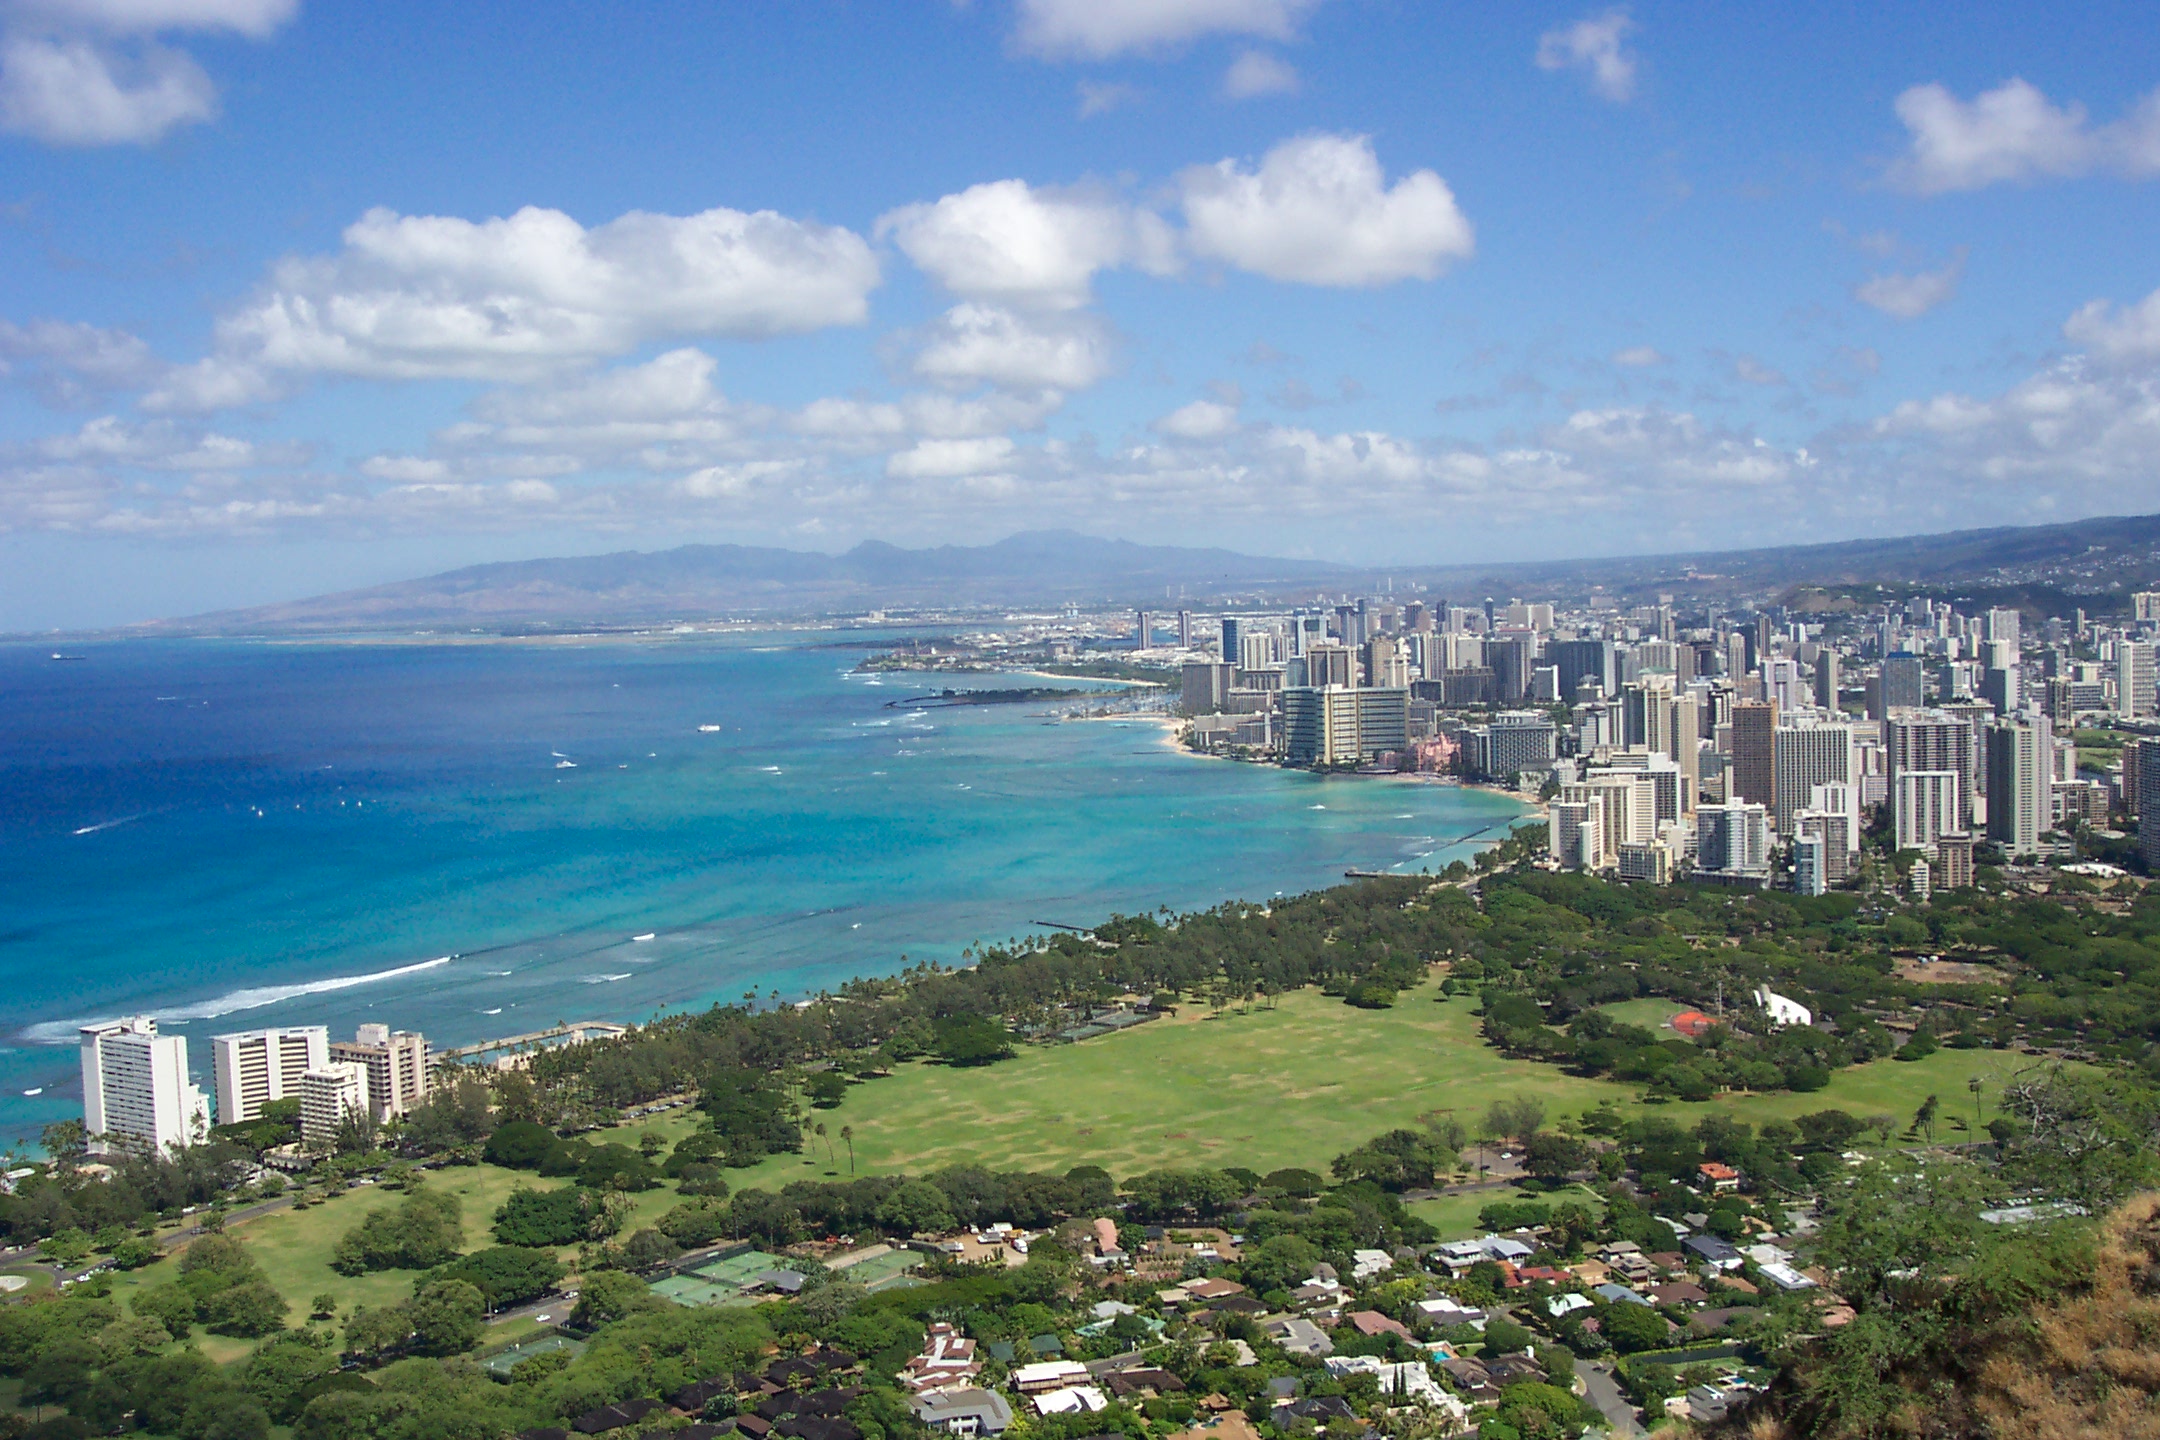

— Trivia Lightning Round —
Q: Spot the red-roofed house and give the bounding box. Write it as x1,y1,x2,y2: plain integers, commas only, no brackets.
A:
1345,1311,1411,1340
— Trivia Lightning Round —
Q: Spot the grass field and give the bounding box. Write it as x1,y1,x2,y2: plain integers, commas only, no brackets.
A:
725,981,2011,1194
1593,997,1696,1036
69,983,2022,1353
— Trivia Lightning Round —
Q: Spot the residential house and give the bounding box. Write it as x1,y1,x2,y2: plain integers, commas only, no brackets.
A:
1698,1162,1742,1192
1263,1316,1333,1357
910,1390,1013,1438
1344,1310,1411,1340
901,1323,981,1393
1010,1362,1092,1395
1683,1235,1744,1271
1414,1296,1486,1329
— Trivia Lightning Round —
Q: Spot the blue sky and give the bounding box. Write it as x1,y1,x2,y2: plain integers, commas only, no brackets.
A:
3,0,2160,628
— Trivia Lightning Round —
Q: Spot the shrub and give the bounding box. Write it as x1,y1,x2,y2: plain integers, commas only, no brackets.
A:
481,1120,559,1170
329,1189,463,1275
493,1186,613,1247
425,1246,564,1310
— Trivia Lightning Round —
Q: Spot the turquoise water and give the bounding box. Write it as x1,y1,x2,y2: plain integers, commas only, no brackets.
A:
0,635,1526,1146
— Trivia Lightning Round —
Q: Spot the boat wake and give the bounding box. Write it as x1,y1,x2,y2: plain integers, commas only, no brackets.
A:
73,812,148,836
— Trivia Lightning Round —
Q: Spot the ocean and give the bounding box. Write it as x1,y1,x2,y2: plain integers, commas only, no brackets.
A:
0,634,1527,1148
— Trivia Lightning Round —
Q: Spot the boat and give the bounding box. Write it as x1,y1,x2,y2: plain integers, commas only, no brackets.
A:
50,653,83,661
555,760,577,769
632,932,656,942
698,724,722,732
21,1088,42,1097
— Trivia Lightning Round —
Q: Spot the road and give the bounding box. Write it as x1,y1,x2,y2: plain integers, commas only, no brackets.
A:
1579,1360,1647,1438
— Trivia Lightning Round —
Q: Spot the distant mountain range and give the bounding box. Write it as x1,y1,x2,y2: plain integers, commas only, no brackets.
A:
143,532,1356,633
133,513,2160,634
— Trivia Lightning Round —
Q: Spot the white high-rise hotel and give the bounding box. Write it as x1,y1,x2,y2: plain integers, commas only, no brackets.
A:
80,1017,209,1156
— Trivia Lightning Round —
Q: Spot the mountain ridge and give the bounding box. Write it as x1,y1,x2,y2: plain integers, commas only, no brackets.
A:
112,512,2160,635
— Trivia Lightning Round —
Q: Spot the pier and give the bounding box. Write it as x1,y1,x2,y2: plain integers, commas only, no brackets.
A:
432,1019,630,1071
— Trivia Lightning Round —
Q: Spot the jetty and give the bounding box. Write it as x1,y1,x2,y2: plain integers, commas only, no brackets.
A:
433,1019,630,1071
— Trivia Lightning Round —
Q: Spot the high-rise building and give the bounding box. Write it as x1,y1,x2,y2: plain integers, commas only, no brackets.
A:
1133,610,1152,650
1982,666,2021,714
1471,712,1559,781
1488,632,1536,700
1986,716,2054,858
1814,651,1840,711
1793,833,1829,896
1548,638,1614,698
1696,802,1771,878
2117,641,2155,717
1885,712,1977,830
2135,592,2160,624
1985,608,2022,648
211,1025,329,1126
1548,796,1607,870
1894,770,1962,852
329,1025,430,1121
1364,634,1411,689
80,1017,209,1157
1603,769,1662,848
1176,611,1194,649
1730,702,1778,809
1182,662,1235,715
1879,653,1926,713
1220,617,1243,661
1353,688,1410,756
301,1061,370,1149
1935,833,1975,890
2138,740,2160,871
1910,857,1933,902
1303,642,1355,689
1773,723,1854,834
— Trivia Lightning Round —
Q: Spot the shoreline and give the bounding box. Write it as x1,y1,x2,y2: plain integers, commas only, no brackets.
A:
0,651,1520,1139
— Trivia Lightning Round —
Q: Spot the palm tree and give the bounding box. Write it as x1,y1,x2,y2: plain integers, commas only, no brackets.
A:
841,1125,855,1173
814,1122,834,1168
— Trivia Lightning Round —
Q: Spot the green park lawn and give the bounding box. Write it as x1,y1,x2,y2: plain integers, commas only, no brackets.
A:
85,983,2019,1345
1591,997,1697,1036
726,980,2011,1194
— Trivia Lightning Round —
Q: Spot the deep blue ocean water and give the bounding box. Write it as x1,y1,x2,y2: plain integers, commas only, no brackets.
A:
0,635,1527,1148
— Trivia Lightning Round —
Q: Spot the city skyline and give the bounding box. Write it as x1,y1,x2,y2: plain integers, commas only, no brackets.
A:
4,4,2160,629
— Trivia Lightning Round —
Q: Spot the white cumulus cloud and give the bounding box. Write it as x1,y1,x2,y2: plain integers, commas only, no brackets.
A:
198,203,880,384
1178,132,1473,286
1884,78,2160,194
0,0,294,145
1154,398,1241,439
0,317,162,400
886,435,1017,479
1222,49,1298,99
1012,0,1321,60
878,179,1174,310
0,35,212,143
1535,9,1637,102
1611,345,1667,367
1854,248,1967,319
2064,286,2160,366
911,303,1115,392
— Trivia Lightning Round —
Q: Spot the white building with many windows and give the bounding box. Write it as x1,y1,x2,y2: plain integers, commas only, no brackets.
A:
80,1017,209,1156
211,1025,329,1126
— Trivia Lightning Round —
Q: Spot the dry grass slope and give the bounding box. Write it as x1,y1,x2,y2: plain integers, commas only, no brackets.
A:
1726,1193,2160,1440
